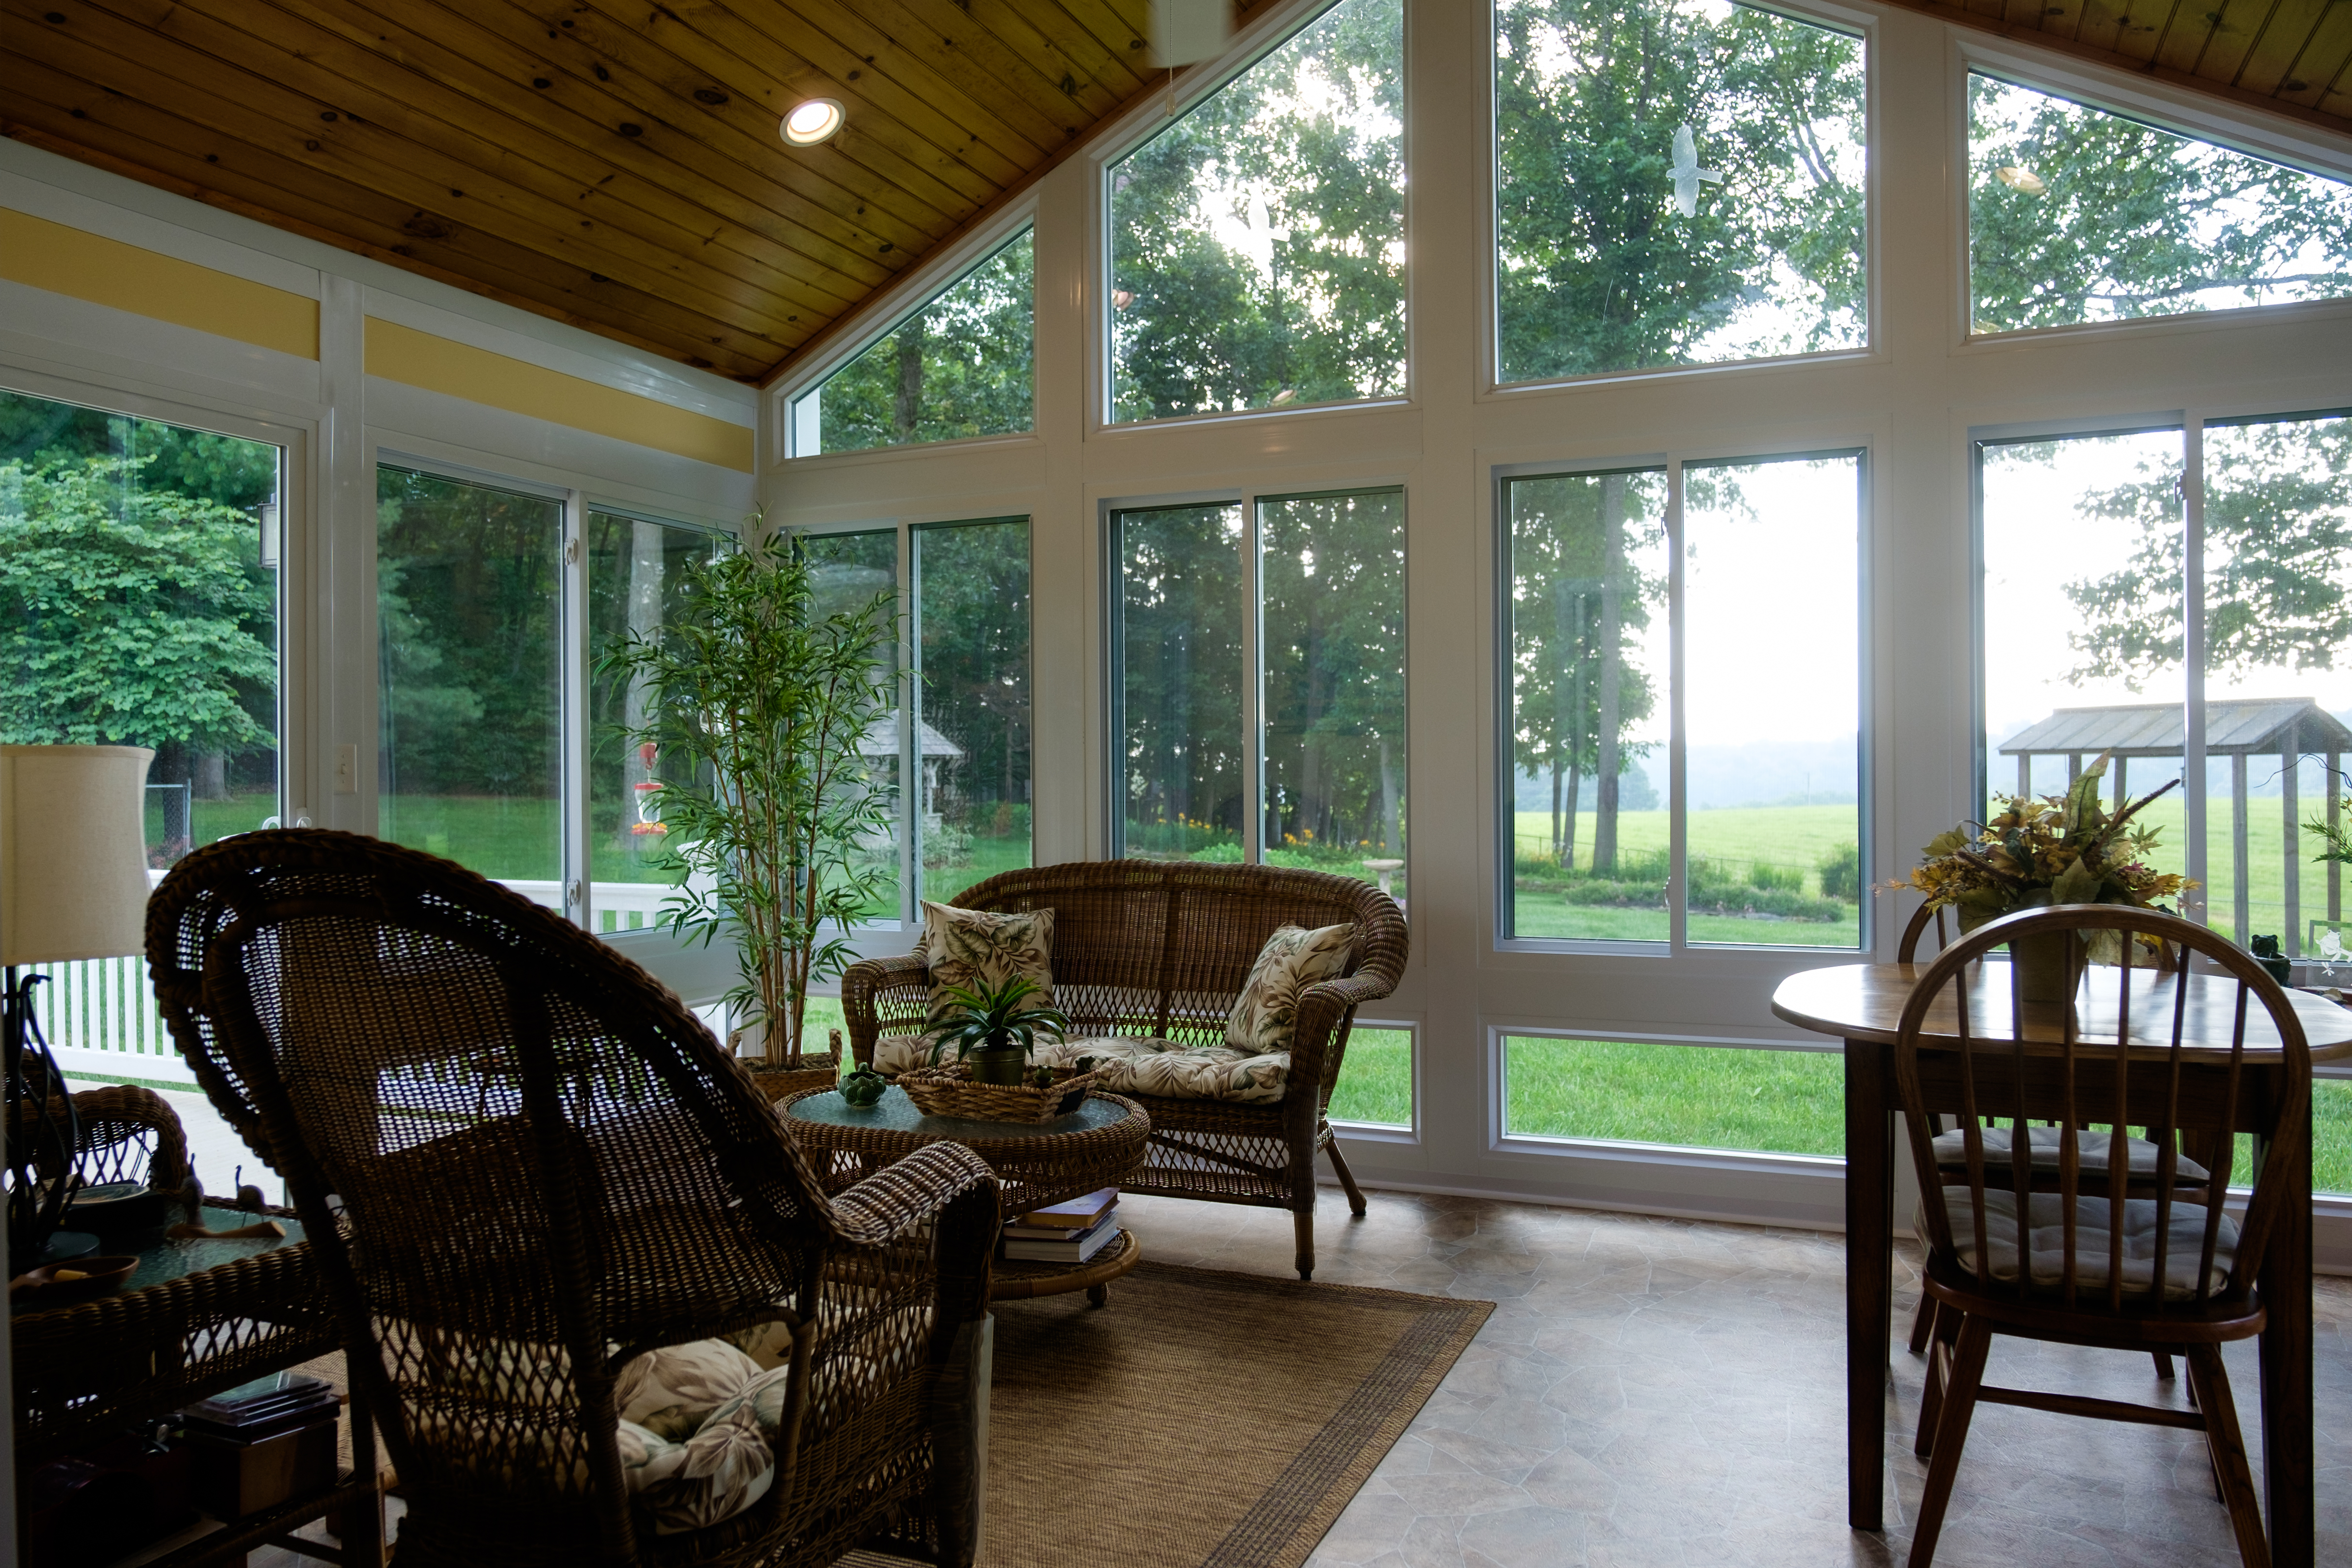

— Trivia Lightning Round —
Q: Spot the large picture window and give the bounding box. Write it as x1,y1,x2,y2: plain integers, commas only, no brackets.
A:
1968,74,2352,335
1506,452,1861,946
1494,0,1866,384
789,228,1035,456
1107,0,1405,423
1112,487,1407,898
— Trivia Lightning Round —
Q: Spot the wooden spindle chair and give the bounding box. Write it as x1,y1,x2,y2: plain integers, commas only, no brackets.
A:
1895,901,2201,1376
1893,904,2306,1568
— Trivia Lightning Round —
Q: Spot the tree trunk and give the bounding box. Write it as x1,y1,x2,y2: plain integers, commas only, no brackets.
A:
1564,762,1582,873
1549,760,1563,860
195,751,228,800
1592,473,1626,876
892,322,925,446
1379,735,1401,857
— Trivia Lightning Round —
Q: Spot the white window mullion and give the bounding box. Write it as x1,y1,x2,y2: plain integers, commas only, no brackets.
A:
561,492,591,930
2182,416,2209,932
1243,498,1264,864
1666,458,1688,954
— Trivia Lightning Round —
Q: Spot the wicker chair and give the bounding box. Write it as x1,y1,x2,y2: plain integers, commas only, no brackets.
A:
147,829,1001,1568
10,1073,192,1198
843,859,1410,1280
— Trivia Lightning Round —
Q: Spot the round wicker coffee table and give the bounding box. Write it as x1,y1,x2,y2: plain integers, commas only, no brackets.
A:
781,1084,1150,1306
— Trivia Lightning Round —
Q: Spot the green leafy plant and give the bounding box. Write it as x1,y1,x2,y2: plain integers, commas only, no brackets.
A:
838,1064,889,1107
598,533,896,1067
926,975,1070,1068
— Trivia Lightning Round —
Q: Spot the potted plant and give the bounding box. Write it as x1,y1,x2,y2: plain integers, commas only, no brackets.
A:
927,975,1071,1085
599,533,897,1095
1888,751,2193,997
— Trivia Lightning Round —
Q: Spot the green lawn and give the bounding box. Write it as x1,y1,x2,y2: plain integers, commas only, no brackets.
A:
1512,805,1862,947
1328,1029,1412,1126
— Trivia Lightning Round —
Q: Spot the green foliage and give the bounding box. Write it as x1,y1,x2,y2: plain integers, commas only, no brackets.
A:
599,537,898,1062
925,974,1071,1066
1969,75,2352,333
1748,861,1802,893
804,232,1035,452
1495,0,1865,381
1109,0,1404,419
0,454,275,755
1816,841,1861,901
915,519,1032,858
2063,416,2351,690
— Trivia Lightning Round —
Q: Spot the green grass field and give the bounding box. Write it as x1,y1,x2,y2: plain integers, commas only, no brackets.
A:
1512,805,1862,946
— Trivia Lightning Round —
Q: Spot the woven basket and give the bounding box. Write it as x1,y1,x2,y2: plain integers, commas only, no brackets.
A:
898,1062,1101,1123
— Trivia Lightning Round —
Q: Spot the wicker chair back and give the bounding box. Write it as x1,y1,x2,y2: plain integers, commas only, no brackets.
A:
145,829,953,1568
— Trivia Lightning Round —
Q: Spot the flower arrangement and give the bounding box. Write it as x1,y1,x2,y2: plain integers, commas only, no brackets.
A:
1889,752,2192,959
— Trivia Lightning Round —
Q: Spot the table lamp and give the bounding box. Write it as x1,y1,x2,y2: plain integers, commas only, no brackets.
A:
1,744,156,1273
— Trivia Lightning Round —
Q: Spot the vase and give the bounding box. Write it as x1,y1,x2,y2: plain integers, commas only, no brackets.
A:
967,1047,1028,1085
2009,930,2077,1004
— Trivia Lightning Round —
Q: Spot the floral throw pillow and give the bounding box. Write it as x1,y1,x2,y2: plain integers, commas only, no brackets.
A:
1223,922,1357,1055
917,901,1055,1031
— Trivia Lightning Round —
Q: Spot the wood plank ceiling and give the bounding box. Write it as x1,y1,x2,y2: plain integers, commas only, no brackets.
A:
3,0,2350,388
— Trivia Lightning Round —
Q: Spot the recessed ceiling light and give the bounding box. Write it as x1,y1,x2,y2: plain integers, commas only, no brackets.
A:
782,99,844,146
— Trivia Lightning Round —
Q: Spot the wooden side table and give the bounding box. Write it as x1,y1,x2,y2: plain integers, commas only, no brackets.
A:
10,1199,383,1567
782,1085,1150,1305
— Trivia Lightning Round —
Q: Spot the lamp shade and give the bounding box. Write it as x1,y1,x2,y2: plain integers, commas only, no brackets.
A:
0,744,156,965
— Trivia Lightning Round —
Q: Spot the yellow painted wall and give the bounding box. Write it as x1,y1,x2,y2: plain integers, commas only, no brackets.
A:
364,319,754,473
0,208,318,359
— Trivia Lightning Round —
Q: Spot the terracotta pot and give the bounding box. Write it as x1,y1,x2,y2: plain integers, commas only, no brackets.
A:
967,1047,1028,1085
2009,930,2077,1004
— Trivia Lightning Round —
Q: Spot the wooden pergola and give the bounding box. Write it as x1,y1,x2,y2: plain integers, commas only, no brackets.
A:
1999,698,2352,954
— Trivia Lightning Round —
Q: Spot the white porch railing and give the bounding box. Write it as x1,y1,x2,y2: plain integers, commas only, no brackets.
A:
37,877,684,1084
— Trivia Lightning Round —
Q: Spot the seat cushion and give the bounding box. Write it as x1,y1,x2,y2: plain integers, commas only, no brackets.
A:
1930,1124,2210,1181
1037,1036,1290,1103
1918,1187,2238,1301
611,1338,786,1534
916,900,1055,1027
1224,922,1357,1053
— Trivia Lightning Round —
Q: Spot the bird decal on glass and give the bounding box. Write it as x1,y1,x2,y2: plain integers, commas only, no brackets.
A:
1670,124,1722,217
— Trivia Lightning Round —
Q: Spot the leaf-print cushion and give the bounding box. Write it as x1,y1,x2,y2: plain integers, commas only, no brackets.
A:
1223,922,1357,1054
1031,1037,1290,1104
917,901,1055,1028
611,1337,782,1535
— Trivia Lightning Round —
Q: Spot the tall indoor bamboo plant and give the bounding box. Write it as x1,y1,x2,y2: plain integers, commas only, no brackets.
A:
599,533,897,1071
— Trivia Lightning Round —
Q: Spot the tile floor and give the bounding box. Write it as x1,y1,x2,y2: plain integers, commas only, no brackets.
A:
1115,1188,2350,1568
234,1177,2345,1568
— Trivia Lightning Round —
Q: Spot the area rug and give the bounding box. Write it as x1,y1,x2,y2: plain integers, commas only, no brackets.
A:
847,1260,1492,1568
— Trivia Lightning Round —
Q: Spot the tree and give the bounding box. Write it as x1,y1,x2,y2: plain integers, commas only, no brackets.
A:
2066,417,2352,687
0,454,276,762
1509,471,1665,873
1969,77,2352,333
1495,0,1865,381
1109,0,1406,420
806,232,1035,452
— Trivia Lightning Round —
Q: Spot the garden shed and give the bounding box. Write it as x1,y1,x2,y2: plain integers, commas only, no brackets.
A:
1999,697,2352,953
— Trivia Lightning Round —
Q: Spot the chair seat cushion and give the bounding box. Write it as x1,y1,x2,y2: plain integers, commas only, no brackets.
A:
873,1033,1289,1103
613,1338,790,1535
1918,1187,2238,1301
1929,1124,2209,1181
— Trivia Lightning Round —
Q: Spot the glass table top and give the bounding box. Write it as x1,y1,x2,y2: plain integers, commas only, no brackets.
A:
785,1084,1128,1141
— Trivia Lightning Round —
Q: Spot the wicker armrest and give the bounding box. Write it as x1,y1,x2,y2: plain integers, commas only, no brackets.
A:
1291,971,1399,1098
22,1083,192,1190
829,1142,1001,1327
841,954,933,1065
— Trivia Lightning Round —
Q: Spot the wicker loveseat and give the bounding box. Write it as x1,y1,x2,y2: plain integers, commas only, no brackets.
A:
843,859,1409,1280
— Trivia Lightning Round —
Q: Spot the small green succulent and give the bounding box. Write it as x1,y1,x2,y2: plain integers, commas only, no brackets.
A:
927,974,1070,1067
838,1064,889,1107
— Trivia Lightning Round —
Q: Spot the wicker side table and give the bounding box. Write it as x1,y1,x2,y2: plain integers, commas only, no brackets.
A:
782,1085,1149,1305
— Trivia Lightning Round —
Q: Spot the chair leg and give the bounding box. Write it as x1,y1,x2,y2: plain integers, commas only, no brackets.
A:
1908,1314,1993,1568
1325,1138,1369,1217
1913,1300,1959,1458
2152,1351,2175,1379
1293,1206,1315,1281
1907,1291,1937,1355
2186,1344,2271,1568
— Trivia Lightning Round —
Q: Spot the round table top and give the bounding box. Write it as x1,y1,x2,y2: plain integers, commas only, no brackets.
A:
783,1084,1146,1144
1771,962,2352,1064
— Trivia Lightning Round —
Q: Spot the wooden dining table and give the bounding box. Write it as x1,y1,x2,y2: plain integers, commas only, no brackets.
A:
1772,961,2352,1566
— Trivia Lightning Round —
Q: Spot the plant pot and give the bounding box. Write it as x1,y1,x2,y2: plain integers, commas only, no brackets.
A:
966,1047,1029,1086
2009,930,2077,1004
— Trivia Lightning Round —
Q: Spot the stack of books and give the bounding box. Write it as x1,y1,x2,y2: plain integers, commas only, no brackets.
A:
1002,1187,1120,1263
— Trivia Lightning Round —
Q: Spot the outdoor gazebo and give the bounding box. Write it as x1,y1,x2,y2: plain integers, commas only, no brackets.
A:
1998,697,2352,954
859,713,966,821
